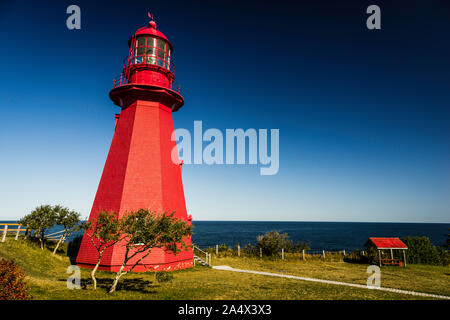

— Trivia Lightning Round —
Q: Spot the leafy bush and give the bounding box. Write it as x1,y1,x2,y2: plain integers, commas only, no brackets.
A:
217,244,234,256
343,249,370,264
242,243,258,256
256,231,292,256
0,259,31,300
155,271,173,283
291,241,310,253
437,247,450,266
401,236,443,265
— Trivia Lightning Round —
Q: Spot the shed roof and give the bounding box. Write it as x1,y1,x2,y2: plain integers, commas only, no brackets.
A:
366,237,408,249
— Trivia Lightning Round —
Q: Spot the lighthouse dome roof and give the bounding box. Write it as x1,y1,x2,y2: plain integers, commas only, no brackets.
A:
128,20,173,51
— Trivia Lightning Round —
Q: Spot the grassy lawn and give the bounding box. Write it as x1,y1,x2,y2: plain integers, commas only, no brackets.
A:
212,255,450,297
0,238,448,300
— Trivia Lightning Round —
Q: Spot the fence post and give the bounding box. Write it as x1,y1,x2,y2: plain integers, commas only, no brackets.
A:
237,244,240,257
402,250,407,267
302,249,305,261
216,245,218,255
322,250,325,259
378,250,382,267
1,225,7,243
260,247,262,258
15,226,20,241
281,248,284,260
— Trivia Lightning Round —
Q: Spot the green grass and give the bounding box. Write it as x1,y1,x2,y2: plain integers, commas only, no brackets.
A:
1,238,449,300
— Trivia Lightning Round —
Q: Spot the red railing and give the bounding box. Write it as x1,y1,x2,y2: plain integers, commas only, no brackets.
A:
125,55,176,74
112,73,181,94
121,53,176,74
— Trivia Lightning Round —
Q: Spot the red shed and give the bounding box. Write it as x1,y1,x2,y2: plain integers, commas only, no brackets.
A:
365,237,408,267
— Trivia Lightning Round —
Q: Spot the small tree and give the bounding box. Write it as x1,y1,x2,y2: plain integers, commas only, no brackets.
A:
52,205,81,255
256,231,292,257
19,205,57,250
108,210,192,294
85,211,123,290
18,214,32,239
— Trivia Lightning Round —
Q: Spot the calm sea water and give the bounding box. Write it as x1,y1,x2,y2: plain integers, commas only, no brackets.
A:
1,220,448,251
191,221,448,250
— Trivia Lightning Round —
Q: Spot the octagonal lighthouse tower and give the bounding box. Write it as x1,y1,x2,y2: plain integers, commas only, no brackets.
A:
76,16,193,272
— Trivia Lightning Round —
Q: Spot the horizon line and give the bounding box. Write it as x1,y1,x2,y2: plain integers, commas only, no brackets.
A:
192,220,449,224
1,219,448,224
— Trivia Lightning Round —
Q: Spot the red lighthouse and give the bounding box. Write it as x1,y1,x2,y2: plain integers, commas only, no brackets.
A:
76,14,193,272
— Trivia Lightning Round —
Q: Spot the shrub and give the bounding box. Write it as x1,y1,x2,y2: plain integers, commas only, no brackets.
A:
343,249,369,264
243,243,258,256
256,231,292,256
291,241,310,253
206,244,235,257
0,259,31,300
401,236,442,265
155,271,173,283
437,246,450,266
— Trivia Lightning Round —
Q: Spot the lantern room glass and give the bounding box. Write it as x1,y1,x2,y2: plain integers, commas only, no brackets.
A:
132,36,171,70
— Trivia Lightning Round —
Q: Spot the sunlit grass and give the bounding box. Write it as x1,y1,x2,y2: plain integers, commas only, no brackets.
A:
0,238,448,300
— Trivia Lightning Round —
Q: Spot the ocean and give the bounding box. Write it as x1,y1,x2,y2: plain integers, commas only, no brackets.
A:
1,220,448,251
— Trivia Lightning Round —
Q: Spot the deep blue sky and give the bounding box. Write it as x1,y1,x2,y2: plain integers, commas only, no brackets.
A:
0,0,449,222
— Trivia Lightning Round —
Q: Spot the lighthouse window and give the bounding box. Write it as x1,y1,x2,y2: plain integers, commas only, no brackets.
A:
146,36,157,48
146,47,155,56
157,39,166,51
136,46,145,56
146,55,156,64
131,36,171,70
137,37,146,47
157,49,165,60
